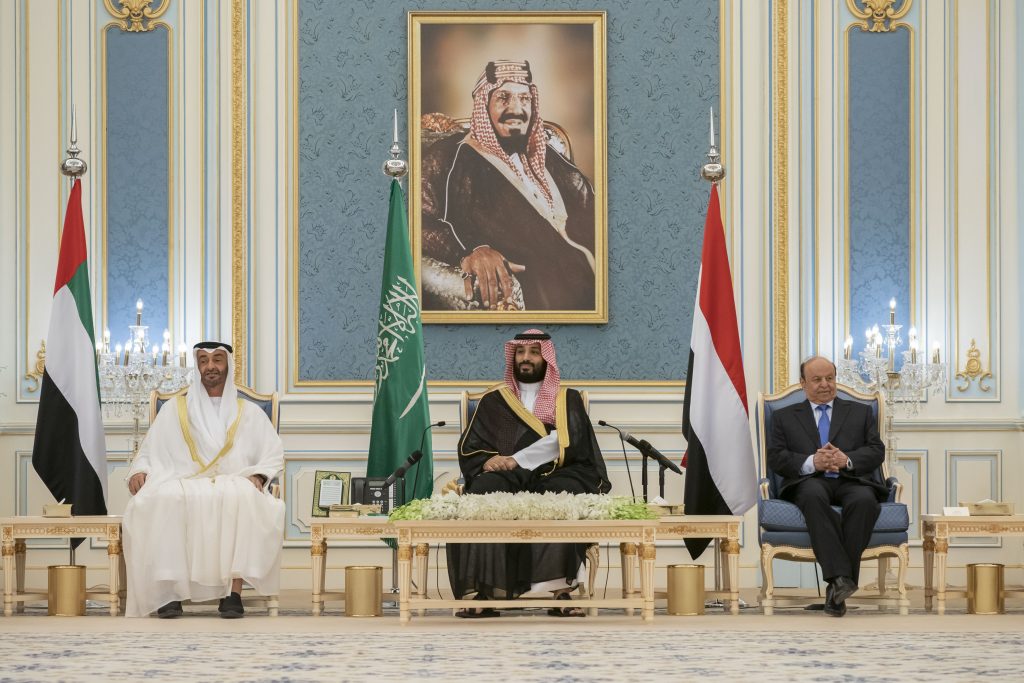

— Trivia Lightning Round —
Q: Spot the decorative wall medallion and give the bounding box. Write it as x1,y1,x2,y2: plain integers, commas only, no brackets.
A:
955,338,992,392
24,339,46,393
102,0,171,33
846,0,913,33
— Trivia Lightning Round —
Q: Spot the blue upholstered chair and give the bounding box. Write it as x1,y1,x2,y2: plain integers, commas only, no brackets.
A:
144,385,282,616
755,384,910,615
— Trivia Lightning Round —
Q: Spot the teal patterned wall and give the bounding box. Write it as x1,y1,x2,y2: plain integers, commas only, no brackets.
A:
298,0,719,381
848,28,911,357
105,27,170,345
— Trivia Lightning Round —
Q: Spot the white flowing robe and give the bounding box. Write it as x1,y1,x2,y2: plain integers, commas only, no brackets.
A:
123,397,285,617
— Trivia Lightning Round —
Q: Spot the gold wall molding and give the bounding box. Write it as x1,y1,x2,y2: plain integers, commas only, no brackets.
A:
23,340,46,393
102,0,170,33
955,338,992,392
772,0,790,389
845,0,913,33
231,0,247,382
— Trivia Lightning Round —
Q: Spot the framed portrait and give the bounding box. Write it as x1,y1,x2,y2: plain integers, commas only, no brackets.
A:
310,470,351,518
409,12,608,323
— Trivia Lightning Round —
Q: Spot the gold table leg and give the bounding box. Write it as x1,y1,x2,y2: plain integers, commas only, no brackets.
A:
107,539,122,616
620,542,637,617
639,542,655,622
415,544,429,616
14,540,26,615
311,537,326,616
722,537,741,615
2,535,14,617
935,537,949,615
398,542,412,624
923,534,935,613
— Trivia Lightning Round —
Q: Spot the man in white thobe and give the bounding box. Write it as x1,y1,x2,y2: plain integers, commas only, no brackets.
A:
123,342,284,618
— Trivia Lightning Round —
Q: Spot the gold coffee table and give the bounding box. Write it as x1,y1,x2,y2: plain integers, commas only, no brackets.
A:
392,519,659,624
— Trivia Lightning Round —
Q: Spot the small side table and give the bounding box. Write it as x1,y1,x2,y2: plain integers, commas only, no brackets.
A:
921,514,1024,614
1,516,123,616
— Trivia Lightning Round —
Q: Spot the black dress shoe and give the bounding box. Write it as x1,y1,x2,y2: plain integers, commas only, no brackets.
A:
823,584,847,617
218,592,244,619
831,576,858,604
157,601,183,619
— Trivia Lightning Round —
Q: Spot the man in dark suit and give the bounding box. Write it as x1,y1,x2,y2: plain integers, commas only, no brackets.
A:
767,356,886,617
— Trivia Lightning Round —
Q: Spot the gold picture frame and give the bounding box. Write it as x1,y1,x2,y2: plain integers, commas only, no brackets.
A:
311,470,352,518
409,11,608,323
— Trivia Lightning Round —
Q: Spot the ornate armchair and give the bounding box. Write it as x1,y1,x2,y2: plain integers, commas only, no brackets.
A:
458,389,600,600
755,384,910,615
145,385,282,616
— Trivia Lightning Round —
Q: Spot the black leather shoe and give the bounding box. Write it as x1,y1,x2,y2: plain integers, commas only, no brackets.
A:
157,601,183,619
218,592,244,619
831,576,858,604
823,584,847,617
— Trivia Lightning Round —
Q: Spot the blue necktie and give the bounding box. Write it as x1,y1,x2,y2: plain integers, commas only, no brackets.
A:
817,404,838,478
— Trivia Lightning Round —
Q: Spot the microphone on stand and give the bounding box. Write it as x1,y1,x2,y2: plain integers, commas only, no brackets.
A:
408,420,445,501
598,419,636,500
598,420,682,475
384,421,446,489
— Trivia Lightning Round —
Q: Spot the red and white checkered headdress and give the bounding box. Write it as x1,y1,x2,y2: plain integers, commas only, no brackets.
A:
503,329,560,426
470,60,553,209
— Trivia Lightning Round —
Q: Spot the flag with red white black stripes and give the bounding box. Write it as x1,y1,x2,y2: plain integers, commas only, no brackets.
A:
681,184,757,559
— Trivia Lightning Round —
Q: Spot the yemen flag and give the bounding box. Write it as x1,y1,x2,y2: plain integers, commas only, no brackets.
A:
367,179,433,506
682,184,756,558
32,179,107,528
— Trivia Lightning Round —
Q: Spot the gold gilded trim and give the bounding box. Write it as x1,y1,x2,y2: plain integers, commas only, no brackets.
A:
844,0,913,33
102,0,170,33
497,386,547,438
24,339,45,393
554,386,569,469
408,11,608,324
177,394,246,474
772,0,790,389
955,339,992,392
231,0,247,382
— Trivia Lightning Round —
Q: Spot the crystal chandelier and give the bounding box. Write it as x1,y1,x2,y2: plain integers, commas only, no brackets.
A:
96,299,191,455
836,298,947,471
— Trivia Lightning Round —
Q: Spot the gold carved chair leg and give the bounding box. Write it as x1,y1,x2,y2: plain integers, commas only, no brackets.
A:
760,544,775,616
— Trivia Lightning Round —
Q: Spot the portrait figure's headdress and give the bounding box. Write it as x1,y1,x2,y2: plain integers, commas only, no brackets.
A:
470,60,553,208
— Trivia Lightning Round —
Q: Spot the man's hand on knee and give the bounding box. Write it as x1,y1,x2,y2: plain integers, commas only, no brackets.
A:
248,475,267,491
128,472,147,496
482,455,518,472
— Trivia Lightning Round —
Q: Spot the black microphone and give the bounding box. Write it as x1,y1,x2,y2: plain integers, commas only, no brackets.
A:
383,451,423,488
384,421,446,489
599,420,682,475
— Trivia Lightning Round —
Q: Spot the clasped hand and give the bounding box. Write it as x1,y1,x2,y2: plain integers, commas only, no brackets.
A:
813,443,848,473
482,455,519,473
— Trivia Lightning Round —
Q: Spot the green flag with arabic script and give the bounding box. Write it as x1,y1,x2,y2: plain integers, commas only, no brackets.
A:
367,179,433,505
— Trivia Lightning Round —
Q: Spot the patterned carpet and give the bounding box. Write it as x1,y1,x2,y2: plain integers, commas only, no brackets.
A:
2,609,1024,682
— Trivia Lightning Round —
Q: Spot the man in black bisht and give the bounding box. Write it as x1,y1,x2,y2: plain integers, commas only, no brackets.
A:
447,329,610,617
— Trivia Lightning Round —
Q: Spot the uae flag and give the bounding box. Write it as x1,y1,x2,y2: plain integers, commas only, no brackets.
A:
32,179,107,529
682,184,756,559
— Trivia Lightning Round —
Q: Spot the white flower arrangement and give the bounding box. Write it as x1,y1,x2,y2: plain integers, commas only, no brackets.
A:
388,492,656,521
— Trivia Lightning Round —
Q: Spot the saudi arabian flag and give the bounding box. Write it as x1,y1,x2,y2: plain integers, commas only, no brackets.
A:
32,179,108,531
367,179,433,505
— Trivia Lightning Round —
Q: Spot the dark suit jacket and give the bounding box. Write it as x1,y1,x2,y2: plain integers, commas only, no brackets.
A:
766,397,887,501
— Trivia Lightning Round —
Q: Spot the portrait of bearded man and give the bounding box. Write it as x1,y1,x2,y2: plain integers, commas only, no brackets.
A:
419,58,599,315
